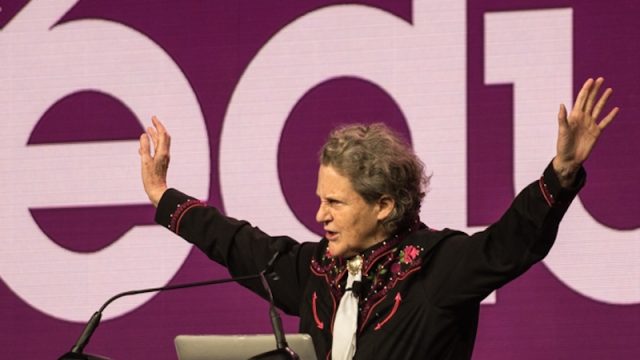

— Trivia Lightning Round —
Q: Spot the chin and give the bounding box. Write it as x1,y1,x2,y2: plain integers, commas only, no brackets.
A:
327,243,347,258
328,243,357,259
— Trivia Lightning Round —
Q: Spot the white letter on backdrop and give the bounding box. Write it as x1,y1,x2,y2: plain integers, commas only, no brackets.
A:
485,8,639,304
0,0,209,321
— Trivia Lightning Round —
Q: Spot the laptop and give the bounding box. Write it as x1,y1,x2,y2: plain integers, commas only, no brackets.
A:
175,334,317,360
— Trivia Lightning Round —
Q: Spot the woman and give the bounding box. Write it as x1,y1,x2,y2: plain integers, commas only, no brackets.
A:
139,78,618,359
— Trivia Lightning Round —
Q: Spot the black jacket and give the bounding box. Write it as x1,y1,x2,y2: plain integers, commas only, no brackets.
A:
155,162,584,359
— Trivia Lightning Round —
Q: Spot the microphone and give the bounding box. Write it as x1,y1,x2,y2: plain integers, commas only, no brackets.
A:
249,238,299,360
264,238,290,275
59,240,293,360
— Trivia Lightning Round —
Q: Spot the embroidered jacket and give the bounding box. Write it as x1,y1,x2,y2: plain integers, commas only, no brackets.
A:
154,162,584,359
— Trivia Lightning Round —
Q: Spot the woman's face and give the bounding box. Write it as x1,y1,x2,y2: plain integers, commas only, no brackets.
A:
315,165,393,258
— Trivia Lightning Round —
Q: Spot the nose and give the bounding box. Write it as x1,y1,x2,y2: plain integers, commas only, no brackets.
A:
316,202,331,224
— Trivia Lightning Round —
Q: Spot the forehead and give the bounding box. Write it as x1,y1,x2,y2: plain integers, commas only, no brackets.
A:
316,165,357,197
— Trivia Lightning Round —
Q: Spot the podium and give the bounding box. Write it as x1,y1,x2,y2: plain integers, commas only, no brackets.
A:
174,334,317,360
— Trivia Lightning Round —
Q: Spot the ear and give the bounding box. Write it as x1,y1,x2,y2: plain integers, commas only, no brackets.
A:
376,195,395,221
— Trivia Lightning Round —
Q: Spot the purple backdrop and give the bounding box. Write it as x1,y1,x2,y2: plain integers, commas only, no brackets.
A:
1,1,638,359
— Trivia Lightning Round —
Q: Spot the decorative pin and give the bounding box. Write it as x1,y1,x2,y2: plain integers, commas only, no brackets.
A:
347,255,363,276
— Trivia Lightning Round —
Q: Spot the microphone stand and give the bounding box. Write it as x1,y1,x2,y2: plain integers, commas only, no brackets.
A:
58,274,262,360
59,239,297,359
248,271,299,360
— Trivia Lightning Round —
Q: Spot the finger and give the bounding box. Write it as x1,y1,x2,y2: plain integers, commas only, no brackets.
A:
146,126,159,151
592,87,613,120
148,116,163,148
598,106,620,130
139,133,152,160
585,77,604,113
574,78,593,111
557,103,568,127
156,127,169,155
152,115,168,134
154,118,171,156
146,125,157,138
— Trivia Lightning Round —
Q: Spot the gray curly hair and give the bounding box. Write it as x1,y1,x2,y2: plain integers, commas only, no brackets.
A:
319,123,428,234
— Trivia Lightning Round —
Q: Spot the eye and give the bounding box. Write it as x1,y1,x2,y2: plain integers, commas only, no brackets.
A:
327,198,342,206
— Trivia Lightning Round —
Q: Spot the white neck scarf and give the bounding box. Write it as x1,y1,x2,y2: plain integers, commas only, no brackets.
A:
332,255,363,360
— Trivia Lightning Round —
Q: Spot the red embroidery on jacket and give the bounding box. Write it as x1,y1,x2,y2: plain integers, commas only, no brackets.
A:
310,259,347,301
310,225,425,333
374,293,402,330
312,292,324,330
169,199,205,233
359,245,423,331
359,265,420,333
538,176,555,207
360,294,387,333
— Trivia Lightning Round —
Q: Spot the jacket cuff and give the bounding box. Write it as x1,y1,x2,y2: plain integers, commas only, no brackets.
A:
155,188,206,234
539,161,586,207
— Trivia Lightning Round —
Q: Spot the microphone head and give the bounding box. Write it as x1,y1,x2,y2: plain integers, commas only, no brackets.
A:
271,237,293,254
264,238,294,278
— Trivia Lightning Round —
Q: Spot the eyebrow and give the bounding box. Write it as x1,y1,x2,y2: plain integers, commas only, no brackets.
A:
316,193,341,202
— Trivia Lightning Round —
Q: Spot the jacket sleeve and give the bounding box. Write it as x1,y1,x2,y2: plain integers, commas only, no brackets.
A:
155,189,316,315
426,161,586,308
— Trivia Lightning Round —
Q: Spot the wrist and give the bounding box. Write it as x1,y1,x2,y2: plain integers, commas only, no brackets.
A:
552,157,580,188
148,185,168,207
